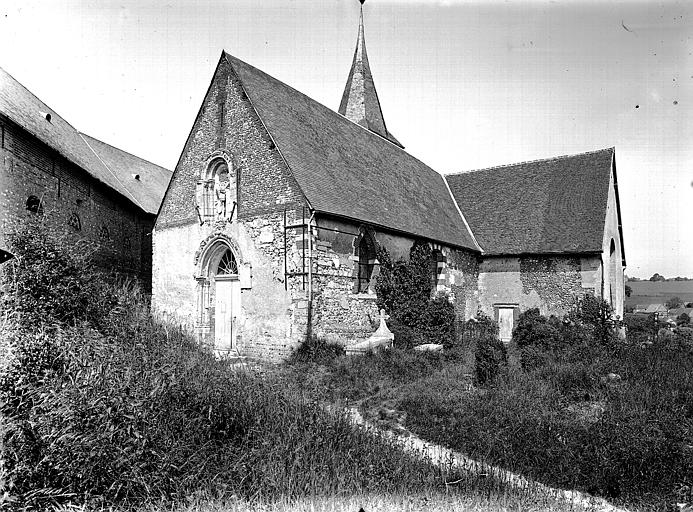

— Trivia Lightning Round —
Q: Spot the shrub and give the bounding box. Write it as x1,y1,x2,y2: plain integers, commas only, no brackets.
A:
1,224,454,510
375,242,456,347
624,313,655,344
677,312,690,326
474,333,507,385
512,309,562,369
566,294,617,346
0,220,119,328
289,336,345,364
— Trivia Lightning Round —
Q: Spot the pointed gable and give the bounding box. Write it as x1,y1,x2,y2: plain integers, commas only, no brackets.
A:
224,52,478,251
338,7,402,148
446,148,617,255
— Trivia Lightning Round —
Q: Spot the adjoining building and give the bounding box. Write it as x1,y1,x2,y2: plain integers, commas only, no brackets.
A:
0,67,171,291
152,5,626,358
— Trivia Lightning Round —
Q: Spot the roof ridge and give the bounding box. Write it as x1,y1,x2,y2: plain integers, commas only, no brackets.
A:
0,66,87,143
442,174,483,253
224,52,415,164
80,133,145,210
446,147,615,177
79,132,170,173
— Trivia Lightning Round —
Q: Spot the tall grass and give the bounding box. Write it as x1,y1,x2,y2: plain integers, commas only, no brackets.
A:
287,314,693,509
1,224,460,510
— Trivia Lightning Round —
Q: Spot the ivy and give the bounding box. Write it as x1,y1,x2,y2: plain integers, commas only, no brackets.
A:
375,241,456,348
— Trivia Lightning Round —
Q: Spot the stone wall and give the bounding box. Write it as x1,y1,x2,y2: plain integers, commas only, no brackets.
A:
0,118,154,289
309,216,479,346
153,55,310,361
478,255,597,318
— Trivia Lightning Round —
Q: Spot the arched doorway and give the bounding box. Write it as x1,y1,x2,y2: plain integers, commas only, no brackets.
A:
196,241,241,352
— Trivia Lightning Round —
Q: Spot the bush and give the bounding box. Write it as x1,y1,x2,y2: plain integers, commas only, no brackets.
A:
566,294,617,346
512,309,563,369
289,336,345,364
475,332,507,385
375,242,456,347
1,225,453,510
677,312,690,326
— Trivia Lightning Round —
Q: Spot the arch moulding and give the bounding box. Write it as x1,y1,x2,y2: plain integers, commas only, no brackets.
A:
193,231,252,288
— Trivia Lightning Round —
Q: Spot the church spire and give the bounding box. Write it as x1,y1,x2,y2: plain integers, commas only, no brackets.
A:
339,1,403,148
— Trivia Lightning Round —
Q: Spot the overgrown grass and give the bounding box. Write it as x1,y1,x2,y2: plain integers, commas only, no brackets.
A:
285,321,693,510
1,222,588,512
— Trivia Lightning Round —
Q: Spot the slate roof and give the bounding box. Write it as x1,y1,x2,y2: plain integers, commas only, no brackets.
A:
80,134,172,215
338,8,402,148
224,52,479,251
0,66,171,214
445,148,615,255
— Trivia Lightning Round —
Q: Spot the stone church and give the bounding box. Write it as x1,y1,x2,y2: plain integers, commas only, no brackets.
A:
152,6,625,358
0,67,172,290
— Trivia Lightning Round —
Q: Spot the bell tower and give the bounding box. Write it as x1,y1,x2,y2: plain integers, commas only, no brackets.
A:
339,0,403,148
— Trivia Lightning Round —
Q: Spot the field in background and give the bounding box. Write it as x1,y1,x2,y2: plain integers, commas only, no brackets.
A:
625,281,693,307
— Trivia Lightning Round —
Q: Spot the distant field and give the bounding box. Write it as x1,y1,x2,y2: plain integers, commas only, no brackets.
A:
626,280,693,307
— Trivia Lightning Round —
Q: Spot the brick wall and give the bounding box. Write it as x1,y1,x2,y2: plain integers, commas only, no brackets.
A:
0,119,155,290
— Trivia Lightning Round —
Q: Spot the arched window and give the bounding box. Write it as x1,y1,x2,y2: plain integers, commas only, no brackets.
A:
216,248,238,276
26,195,43,215
68,212,81,232
356,234,376,294
609,239,617,307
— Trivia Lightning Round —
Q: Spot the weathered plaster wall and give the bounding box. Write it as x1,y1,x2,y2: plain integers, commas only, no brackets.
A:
0,118,154,289
597,168,625,318
478,255,596,318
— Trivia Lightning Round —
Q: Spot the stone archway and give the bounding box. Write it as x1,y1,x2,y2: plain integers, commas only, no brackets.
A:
195,238,242,352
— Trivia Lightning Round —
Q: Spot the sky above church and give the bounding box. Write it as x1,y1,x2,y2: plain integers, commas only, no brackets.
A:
1,0,691,278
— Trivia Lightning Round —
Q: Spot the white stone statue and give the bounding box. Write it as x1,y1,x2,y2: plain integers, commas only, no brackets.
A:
214,173,230,220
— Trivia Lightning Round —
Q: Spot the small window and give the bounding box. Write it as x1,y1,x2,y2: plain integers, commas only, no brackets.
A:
99,226,110,241
216,249,238,276
26,195,43,215
356,236,375,293
68,212,81,232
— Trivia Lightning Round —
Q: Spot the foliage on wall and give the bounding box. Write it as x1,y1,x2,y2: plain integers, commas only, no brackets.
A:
375,241,456,347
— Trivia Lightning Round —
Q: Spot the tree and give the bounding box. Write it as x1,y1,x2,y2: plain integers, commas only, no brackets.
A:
649,273,666,282
676,313,690,326
666,296,682,310
625,284,632,297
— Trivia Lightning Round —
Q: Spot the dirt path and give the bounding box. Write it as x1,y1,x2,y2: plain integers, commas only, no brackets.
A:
346,407,629,512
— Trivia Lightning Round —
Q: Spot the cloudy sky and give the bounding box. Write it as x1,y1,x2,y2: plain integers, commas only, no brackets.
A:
1,0,691,278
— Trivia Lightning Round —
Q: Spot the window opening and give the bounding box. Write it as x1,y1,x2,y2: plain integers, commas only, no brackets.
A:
68,212,81,232
26,195,43,214
216,249,238,276
357,236,375,293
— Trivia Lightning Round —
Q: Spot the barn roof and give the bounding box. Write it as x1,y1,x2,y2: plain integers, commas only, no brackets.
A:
224,52,479,251
445,148,615,255
0,66,171,214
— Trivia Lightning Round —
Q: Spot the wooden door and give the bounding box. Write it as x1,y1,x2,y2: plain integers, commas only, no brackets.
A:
498,307,514,343
214,278,234,351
